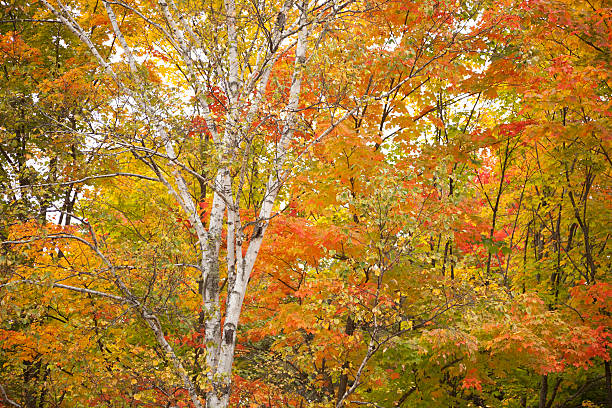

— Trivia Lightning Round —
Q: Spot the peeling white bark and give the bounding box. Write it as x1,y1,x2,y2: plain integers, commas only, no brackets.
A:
206,3,310,407
42,1,355,407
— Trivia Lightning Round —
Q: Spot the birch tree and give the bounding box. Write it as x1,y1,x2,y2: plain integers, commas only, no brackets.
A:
37,0,365,406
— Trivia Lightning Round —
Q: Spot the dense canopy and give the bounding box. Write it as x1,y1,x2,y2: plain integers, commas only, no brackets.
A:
0,0,610,407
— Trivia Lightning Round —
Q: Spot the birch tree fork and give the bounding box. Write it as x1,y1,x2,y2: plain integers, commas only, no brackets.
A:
40,0,359,405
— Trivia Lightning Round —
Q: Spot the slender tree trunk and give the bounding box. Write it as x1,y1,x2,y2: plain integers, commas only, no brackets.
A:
539,374,548,408
486,138,511,276
337,316,356,404
605,361,612,408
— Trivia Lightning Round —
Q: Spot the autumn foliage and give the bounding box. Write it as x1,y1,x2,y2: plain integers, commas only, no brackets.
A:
1,0,611,407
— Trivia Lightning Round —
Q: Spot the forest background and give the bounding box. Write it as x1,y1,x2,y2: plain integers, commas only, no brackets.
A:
0,0,610,407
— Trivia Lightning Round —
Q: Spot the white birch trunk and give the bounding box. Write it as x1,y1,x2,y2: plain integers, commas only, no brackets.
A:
42,1,349,407
206,3,310,406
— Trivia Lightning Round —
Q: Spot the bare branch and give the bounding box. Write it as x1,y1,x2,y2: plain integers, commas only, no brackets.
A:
0,384,21,408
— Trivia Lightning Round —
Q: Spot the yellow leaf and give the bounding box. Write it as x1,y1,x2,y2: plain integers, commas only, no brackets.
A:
400,320,413,331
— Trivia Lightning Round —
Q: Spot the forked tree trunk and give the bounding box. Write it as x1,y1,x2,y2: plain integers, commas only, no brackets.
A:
43,1,324,407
